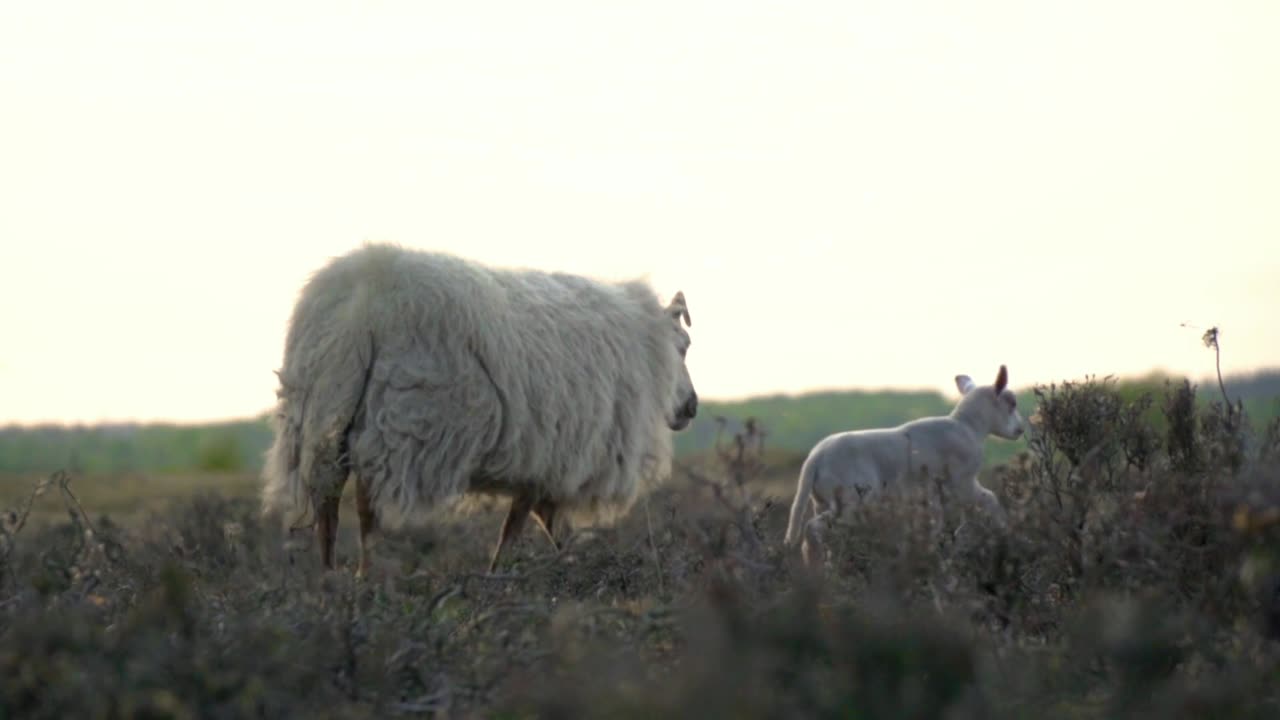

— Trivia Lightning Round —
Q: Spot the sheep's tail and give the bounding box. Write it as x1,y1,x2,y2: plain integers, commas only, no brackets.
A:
261,314,375,528
783,453,820,546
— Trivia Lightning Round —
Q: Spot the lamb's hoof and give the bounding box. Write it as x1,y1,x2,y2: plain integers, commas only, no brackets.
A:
799,541,820,571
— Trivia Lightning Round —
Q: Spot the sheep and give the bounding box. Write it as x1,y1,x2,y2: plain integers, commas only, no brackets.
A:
260,242,699,575
783,365,1025,567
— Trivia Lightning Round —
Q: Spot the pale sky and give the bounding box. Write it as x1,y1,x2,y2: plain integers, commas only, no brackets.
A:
2,1,1278,425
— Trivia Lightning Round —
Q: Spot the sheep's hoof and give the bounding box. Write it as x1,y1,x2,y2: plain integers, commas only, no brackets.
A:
355,561,386,583
318,567,349,592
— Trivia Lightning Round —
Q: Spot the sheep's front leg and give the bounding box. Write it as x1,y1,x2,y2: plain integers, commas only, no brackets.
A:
488,493,534,573
530,498,561,551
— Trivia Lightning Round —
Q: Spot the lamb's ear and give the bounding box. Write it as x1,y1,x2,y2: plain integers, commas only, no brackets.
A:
994,365,1008,394
955,374,976,395
666,291,691,327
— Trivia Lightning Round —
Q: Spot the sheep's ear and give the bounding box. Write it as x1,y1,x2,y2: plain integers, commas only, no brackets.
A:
955,374,976,395
666,291,691,327
994,365,1008,394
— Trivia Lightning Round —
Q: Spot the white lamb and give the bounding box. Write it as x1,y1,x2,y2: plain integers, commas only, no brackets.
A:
783,365,1025,566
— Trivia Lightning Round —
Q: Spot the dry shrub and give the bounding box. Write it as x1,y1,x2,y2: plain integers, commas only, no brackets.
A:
2,377,1279,718
501,577,992,719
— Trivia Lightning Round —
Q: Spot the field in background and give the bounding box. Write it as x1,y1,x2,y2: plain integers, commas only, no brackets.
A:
0,473,263,528
4,368,1278,480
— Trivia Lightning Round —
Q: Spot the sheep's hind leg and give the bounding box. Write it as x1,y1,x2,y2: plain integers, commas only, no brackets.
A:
316,493,341,571
488,493,534,574
309,442,351,572
355,476,378,579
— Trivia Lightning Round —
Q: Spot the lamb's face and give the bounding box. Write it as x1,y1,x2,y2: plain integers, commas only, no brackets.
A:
992,387,1025,440
955,365,1025,440
665,292,698,431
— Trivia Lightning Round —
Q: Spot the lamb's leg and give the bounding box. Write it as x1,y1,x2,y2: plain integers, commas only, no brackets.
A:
355,476,377,579
801,484,854,570
316,493,341,570
530,498,561,551
488,493,534,573
966,477,1008,528
801,510,833,570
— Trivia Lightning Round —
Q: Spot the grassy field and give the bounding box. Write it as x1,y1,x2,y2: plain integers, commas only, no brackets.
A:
1,376,1279,718
0,472,263,528
5,369,1276,479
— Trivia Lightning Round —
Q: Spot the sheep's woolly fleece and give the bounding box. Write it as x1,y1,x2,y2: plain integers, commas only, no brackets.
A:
262,243,688,529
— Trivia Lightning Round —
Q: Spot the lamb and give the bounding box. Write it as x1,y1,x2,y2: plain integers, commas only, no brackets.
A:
783,365,1025,567
260,243,699,575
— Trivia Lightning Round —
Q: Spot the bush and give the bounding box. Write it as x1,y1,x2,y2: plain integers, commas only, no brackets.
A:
196,434,245,473
1,374,1279,717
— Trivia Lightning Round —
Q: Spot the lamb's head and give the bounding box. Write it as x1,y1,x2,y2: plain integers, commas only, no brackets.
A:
664,291,698,431
954,364,1024,440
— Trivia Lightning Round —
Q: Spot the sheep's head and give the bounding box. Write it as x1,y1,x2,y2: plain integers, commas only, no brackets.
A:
954,364,1025,440
665,291,698,431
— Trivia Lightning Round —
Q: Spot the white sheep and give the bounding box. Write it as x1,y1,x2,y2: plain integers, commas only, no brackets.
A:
261,243,699,575
783,366,1025,567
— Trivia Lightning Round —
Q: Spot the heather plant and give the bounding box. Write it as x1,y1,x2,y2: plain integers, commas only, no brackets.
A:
2,370,1279,718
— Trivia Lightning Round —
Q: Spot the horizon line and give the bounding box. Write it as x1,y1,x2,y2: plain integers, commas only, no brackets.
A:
4,365,1277,431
